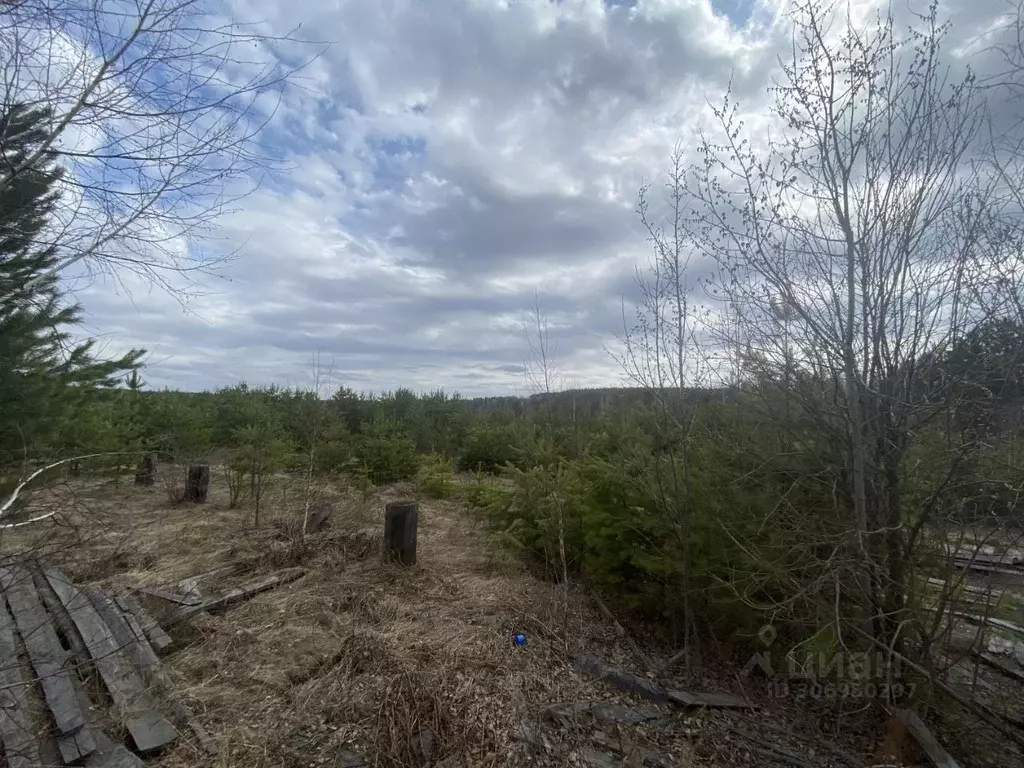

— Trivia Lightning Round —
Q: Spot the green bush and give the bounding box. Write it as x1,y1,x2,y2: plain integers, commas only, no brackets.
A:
353,418,419,485
459,469,510,511
418,453,456,498
457,423,539,473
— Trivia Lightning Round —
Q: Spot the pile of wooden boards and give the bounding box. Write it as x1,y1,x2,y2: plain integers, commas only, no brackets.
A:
952,546,1024,576
0,560,306,767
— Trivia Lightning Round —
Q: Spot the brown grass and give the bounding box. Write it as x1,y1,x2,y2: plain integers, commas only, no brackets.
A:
3,468,639,767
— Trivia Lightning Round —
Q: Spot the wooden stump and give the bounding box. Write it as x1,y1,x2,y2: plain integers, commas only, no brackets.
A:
383,502,418,566
307,499,333,533
134,453,156,487
183,463,210,504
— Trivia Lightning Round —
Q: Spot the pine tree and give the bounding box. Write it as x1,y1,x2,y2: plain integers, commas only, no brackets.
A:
0,104,144,468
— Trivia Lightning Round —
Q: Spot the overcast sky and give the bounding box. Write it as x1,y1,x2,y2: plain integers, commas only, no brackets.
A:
67,0,1018,397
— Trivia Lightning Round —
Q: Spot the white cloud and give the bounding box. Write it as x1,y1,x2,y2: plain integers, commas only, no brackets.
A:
59,0,1024,396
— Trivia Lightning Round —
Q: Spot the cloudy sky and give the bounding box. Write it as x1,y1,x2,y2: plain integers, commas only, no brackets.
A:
65,0,1017,397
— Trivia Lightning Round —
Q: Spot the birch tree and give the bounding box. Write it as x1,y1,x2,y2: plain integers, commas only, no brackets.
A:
618,147,706,675
686,0,1013,658
0,0,317,295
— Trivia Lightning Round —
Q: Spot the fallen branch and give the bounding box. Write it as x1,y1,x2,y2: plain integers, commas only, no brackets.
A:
134,585,203,607
571,655,755,710
850,626,1024,749
894,708,961,768
974,651,1024,684
591,592,650,668
165,567,306,627
0,452,141,527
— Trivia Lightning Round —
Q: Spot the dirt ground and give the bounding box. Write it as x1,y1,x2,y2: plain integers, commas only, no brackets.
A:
3,467,1013,767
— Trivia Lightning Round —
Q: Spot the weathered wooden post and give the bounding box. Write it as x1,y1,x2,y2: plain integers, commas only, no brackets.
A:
184,463,210,503
383,502,418,565
134,453,157,487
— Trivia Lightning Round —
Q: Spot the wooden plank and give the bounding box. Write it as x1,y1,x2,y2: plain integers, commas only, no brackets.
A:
975,651,1024,684
166,567,306,627
134,585,202,606
0,566,97,762
894,708,961,768
30,567,89,664
68,672,144,768
173,563,239,586
84,587,159,671
43,568,176,754
87,587,218,755
571,655,673,705
667,689,756,709
957,613,1024,639
114,594,171,652
952,559,1024,576
0,596,41,768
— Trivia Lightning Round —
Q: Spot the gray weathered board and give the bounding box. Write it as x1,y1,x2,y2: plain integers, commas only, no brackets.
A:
87,587,218,756
0,566,97,762
572,655,756,711
895,708,961,768
115,593,172,652
0,596,42,768
166,567,306,626
43,567,177,754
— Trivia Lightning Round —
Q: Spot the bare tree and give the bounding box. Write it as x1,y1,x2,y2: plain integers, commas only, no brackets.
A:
686,0,1013,663
522,289,561,396
0,0,320,295
300,349,333,538
616,146,706,677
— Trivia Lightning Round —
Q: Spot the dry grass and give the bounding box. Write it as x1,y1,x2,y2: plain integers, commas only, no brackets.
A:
2,466,917,768
3,468,646,767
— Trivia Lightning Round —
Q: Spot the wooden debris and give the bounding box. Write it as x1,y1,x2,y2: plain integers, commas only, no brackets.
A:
166,566,306,627
975,650,1024,684
667,689,755,709
70,677,145,768
43,568,177,754
174,563,239,586
894,708,961,768
572,655,754,711
86,587,159,671
184,463,210,503
31,566,89,662
0,596,42,768
572,655,672,705
86,586,218,755
958,613,1024,639
953,559,1024,576
0,566,97,762
114,593,172,652
135,584,203,606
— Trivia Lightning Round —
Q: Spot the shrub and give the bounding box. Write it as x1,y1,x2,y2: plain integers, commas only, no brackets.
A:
459,470,510,511
418,453,455,499
456,423,538,473
353,418,419,485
